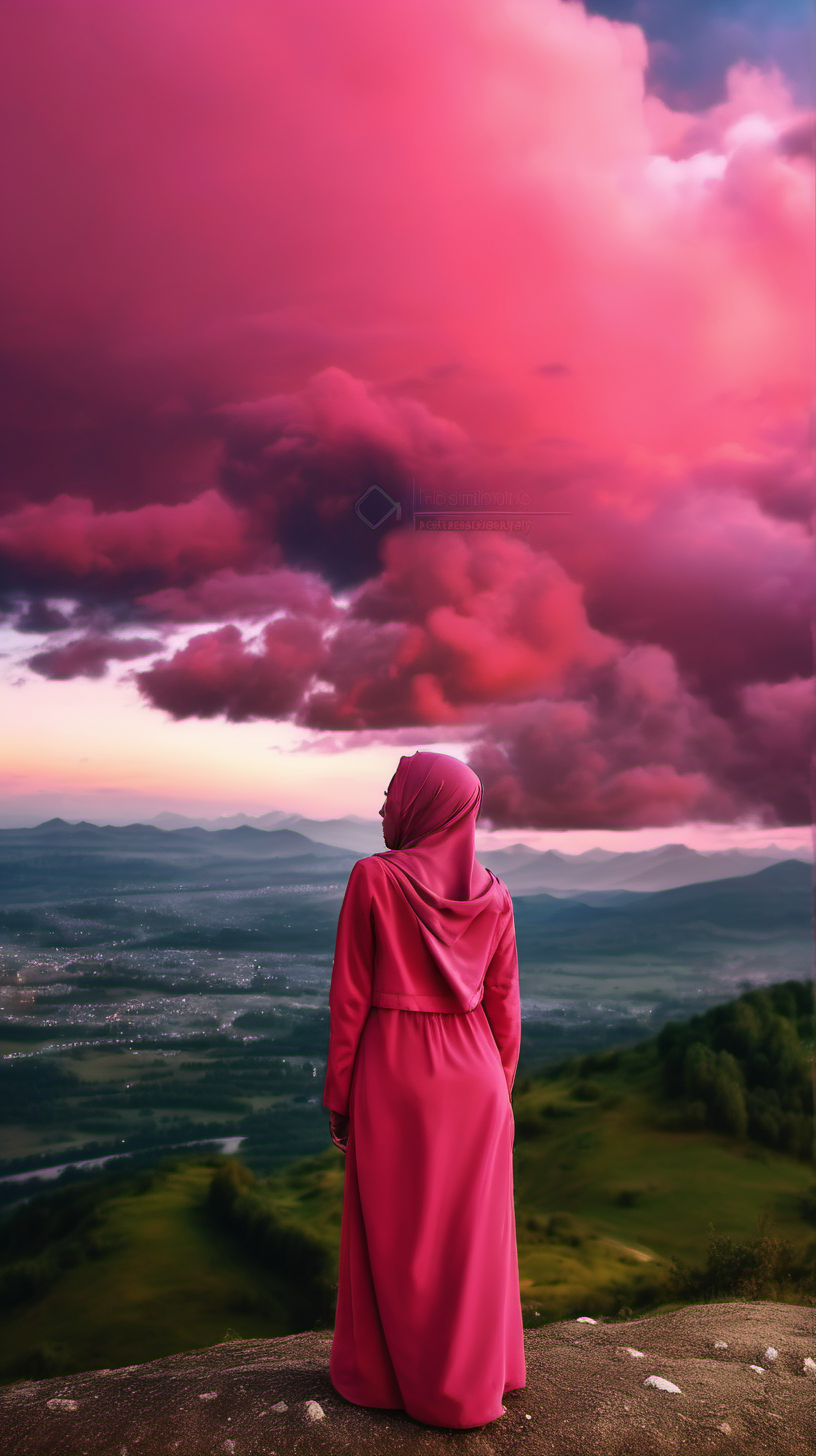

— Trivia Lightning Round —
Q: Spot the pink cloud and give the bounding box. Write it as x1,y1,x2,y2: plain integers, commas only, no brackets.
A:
138,617,326,721
2,1,812,827
0,491,246,592
28,634,162,681
470,654,815,830
138,566,337,624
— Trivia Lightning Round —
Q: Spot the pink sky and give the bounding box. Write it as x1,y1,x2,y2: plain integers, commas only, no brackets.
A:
0,0,813,842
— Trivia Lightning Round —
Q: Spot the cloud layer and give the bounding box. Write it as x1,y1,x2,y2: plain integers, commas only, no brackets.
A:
1,0,813,827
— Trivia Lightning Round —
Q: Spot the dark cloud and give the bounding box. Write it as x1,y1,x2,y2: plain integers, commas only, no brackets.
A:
470,654,814,829
137,618,326,721
215,368,465,590
13,600,72,633
28,634,163,680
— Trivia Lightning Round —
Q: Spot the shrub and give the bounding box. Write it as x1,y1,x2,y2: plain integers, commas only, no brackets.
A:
668,1217,816,1302
206,1159,334,1327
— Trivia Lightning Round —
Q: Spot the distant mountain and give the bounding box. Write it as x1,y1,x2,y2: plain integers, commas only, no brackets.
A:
511,858,813,971
0,818,355,860
149,810,292,832
146,811,385,853
5,817,811,896
480,840,812,895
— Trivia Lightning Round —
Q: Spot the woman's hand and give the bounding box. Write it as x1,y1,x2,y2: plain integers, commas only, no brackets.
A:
329,1109,350,1153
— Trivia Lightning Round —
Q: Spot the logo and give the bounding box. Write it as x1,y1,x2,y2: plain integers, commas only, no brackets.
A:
354,486,402,530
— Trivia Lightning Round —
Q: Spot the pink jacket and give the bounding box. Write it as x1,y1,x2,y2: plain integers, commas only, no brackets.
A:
323,854,521,1117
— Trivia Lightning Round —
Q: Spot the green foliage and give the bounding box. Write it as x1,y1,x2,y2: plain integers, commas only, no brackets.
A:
669,1217,816,1302
656,980,814,1158
0,1170,153,1311
206,1159,334,1327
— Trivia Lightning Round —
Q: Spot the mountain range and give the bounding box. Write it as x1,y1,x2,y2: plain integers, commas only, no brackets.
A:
1,815,810,896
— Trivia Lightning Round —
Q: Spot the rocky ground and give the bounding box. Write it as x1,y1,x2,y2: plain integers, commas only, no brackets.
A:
2,1302,815,1455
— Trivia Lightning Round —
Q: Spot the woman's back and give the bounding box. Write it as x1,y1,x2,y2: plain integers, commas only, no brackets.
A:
324,752,526,1429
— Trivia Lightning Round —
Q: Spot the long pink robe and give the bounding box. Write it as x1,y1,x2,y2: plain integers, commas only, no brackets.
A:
323,822,526,1427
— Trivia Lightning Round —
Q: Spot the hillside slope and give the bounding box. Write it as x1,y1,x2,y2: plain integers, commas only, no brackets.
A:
1,982,813,1381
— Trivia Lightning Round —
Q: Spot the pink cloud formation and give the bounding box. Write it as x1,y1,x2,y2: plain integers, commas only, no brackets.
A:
0,491,245,592
1,0,813,828
140,618,326,721
28,634,162,681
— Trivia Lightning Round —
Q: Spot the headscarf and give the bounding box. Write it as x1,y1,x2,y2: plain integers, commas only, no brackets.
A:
374,752,508,1009
381,751,488,900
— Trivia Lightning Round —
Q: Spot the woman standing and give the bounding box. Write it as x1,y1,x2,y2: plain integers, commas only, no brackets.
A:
323,751,525,1429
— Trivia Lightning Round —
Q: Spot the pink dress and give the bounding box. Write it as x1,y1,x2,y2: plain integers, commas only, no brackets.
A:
323,847,526,1428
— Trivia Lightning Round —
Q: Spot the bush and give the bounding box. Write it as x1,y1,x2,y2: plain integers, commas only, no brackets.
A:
668,1217,816,1302
206,1159,334,1327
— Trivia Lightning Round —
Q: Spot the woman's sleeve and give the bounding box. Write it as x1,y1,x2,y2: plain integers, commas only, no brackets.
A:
481,898,521,1095
322,858,376,1117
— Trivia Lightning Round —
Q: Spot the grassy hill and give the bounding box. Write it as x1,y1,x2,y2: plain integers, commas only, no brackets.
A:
1,981,813,1382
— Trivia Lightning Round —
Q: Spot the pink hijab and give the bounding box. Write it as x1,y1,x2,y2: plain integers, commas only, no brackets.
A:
375,752,507,1010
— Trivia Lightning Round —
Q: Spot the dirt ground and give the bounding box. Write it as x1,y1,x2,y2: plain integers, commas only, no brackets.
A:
2,1301,815,1456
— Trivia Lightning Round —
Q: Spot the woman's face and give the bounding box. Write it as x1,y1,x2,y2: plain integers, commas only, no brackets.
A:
379,777,398,848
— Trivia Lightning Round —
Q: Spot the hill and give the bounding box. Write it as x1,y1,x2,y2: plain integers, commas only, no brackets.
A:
481,840,812,895
1,982,813,1384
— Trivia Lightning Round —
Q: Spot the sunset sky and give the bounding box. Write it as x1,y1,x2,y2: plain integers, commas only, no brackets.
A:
0,0,813,849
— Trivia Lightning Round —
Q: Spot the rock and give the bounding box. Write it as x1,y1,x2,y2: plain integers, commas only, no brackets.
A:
2,1301,815,1455
714,1341,728,1350
576,1317,597,1324
305,1400,326,1422
643,1376,682,1394
197,1392,217,1400
623,1348,644,1359
749,1365,766,1374
763,1347,779,1362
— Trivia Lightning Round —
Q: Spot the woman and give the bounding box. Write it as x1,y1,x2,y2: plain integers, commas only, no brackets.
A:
323,751,525,1429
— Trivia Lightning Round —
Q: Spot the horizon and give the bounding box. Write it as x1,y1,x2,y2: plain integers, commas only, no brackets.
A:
1,802,811,859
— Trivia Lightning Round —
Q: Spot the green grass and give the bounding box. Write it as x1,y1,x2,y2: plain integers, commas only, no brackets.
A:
0,1159,316,1381
2,986,814,1382
511,1068,814,1320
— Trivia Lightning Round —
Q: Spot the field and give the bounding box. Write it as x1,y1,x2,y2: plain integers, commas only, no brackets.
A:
2,982,813,1382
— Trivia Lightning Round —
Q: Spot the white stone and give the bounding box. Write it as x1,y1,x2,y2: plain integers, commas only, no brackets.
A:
718,1423,732,1435
624,1348,645,1359
763,1347,778,1362
198,1393,218,1401
643,1376,682,1394
304,1400,325,1422
46,1399,78,1411
714,1341,728,1350
576,1317,597,1324
270,1400,288,1412
749,1365,765,1374
803,1358,816,1375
